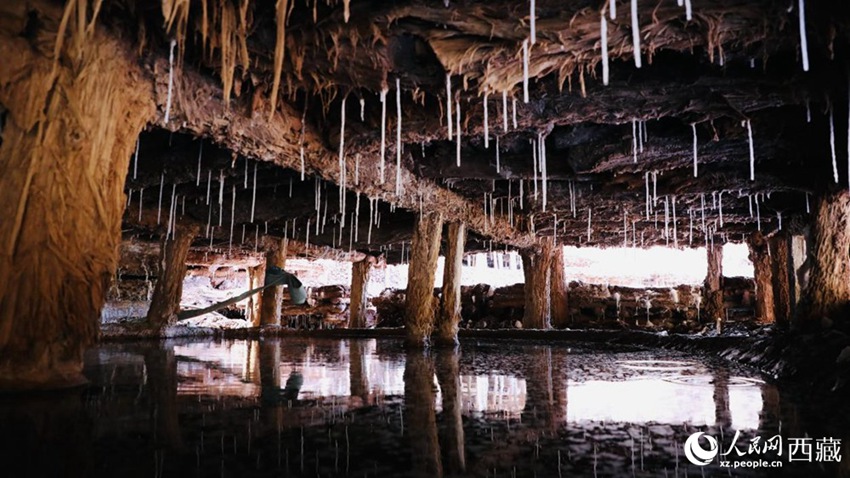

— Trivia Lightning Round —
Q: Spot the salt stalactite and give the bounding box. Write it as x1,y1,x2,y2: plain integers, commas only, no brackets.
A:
638,121,644,153
663,196,669,241
133,139,140,180
570,181,577,217
777,212,783,231
806,98,812,123
632,120,638,162
289,177,293,197
652,171,657,205
254,225,259,253
157,173,164,224
355,154,360,185
380,88,388,183
446,75,453,139
609,0,616,20
502,91,509,132
756,194,761,230
229,185,236,253
798,0,809,72
520,179,524,209
250,164,257,223
623,211,628,247
343,0,350,22
601,13,609,86
749,194,753,217
166,184,176,239
806,192,811,213
522,40,530,103
456,98,462,167
529,0,536,45
367,198,373,244
300,144,305,180
396,78,402,196
631,0,641,68
587,208,592,241
830,109,839,183
218,171,225,226
205,171,211,204
355,193,361,242
512,97,518,129
540,133,548,211
684,0,692,21
359,98,365,122
306,219,310,250
339,96,347,190
692,123,698,177
700,193,706,231
483,92,490,148
241,224,245,244
496,136,501,173
747,119,755,181
138,188,144,222
718,192,724,227
164,39,176,125
644,172,650,219
532,138,539,199
196,142,203,186
688,208,693,245
244,159,248,189
672,195,678,248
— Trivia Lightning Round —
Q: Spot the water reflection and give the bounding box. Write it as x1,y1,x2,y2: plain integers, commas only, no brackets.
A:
0,338,844,476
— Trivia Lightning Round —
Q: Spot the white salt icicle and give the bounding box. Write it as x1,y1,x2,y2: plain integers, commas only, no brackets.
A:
652,171,657,204
632,120,638,163
244,159,248,189
306,219,310,250
609,0,616,20
484,93,490,148
601,13,609,86
254,225,259,252
339,96,347,187
530,0,536,45
700,193,706,231
830,109,839,183
747,119,755,181
587,208,592,242
355,154,360,185
806,98,811,123
166,184,176,239
677,0,683,6
522,40,530,103
241,224,245,244
355,193,361,242
512,97,518,129
289,177,293,197
502,91,509,132
229,185,236,253
688,208,693,245
396,78,402,196
359,98,365,121
250,164,257,223
540,133,548,211
718,192,724,227
456,98,462,167
380,88,388,183
663,196,669,240
684,0,692,21
749,194,753,217
218,173,224,227
164,39,176,125
138,188,144,222
777,212,783,231
205,170,211,204
532,139,538,199
157,173,164,224
127,189,133,208
496,136,501,173
645,172,650,220
343,0,350,23
520,179,524,209
672,195,678,248
300,144,305,181
798,0,809,72
688,123,697,178
638,121,643,153
196,142,203,186
806,192,810,213
756,195,761,231
631,0,641,68
446,75,453,139
368,198,373,244
133,139,140,180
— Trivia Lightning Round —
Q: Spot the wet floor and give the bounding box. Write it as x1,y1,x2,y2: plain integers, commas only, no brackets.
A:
1,338,847,477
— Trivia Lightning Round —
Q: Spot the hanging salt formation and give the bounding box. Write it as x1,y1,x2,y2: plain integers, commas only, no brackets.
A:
483,93,490,148
218,171,225,226
718,192,724,227
632,120,638,163
502,91,509,131
250,164,257,223
163,39,176,125
777,212,783,231
529,0,536,45
244,159,248,188
609,0,616,19
522,40,530,103
380,88,388,183
806,192,810,213
684,0,692,21
229,185,236,253
456,98,461,167
692,123,698,177
671,195,678,248
798,0,809,71
587,208,592,241
631,0,641,68
359,98,365,121
396,78,402,196
133,139,140,180
496,136,501,173
196,142,203,186
166,185,176,239
644,172,650,219
601,13,609,86
830,109,839,183
532,138,538,199
512,98,518,129
205,171,211,204
746,119,755,181
157,173,164,224
540,133,548,211
446,75,453,139
339,96,347,192
756,194,761,230
520,179,524,209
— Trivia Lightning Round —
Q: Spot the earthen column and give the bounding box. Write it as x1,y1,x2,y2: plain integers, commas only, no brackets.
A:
435,222,465,346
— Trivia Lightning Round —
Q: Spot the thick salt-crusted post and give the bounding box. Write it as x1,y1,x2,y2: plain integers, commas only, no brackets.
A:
248,264,265,326
769,234,792,328
436,222,465,345
748,231,775,324
0,2,154,390
436,350,466,474
520,241,554,329
146,224,200,329
549,243,569,328
260,237,288,327
349,258,372,328
801,191,850,323
404,212,444,347
703,242,724,324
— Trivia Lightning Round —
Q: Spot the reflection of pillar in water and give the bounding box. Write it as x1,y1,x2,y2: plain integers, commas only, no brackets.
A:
404,350,443,477
523,347,556,432
144,343,183,450
758,382,781,435
436,349,466,474
349,340,370,403
245,339,261,384
712,367,731,430
551,348,568,426
259,339,283,427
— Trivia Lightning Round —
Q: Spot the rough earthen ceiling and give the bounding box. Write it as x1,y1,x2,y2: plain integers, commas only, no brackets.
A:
114,0,850,263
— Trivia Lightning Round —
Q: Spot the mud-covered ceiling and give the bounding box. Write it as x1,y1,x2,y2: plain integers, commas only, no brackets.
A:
115,0,850,263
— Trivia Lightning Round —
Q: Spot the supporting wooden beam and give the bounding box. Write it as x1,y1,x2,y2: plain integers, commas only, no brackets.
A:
549,243,569,329
748,231,775,324
436,222,465,346
801,190,850,324
520,241,554,329
259,237,288,327
404,212,444,347
704,242,724,325
248,264,265,326
769,234,792,328
0,2,154,390
349,258,372,328
147,225,200,329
